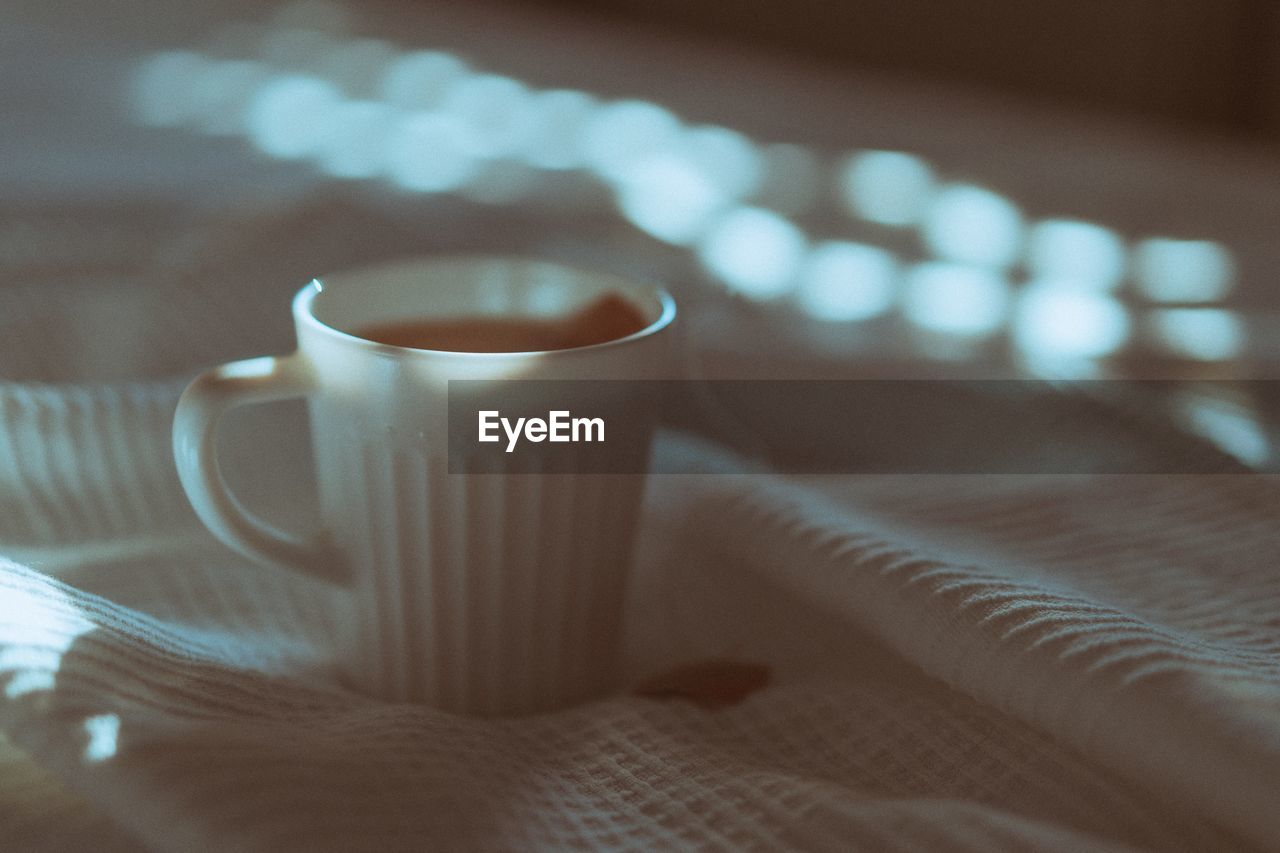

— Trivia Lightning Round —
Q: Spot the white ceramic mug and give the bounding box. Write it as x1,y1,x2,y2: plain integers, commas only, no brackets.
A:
173,256,676,715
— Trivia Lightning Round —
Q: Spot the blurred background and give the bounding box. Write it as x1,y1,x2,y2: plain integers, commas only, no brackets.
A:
3,0,1280,464
556,0,1280,141
5,5,1280,846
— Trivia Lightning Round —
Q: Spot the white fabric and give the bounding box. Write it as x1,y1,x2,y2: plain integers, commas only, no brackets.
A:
5,0,1280,845
2,206,1279,851
3,435,1279,850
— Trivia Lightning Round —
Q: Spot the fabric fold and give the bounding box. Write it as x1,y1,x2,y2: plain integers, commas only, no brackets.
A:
680,472,1280,850
2,454,1273,851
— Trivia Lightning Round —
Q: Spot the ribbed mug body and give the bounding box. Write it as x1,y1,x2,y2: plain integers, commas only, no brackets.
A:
294,257,674,715
315,427,648,715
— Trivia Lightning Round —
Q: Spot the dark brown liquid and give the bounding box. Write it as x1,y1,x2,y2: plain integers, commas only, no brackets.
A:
355,294,649,353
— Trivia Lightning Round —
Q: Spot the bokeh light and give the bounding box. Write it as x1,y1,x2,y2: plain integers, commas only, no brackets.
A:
682,125,763,202
1135,239,1235,302
839,150,934,227
795,241,896,322
385,112,479,192
921,184,1023,268
193,60,270,136
1025,219,1126,288
698,207,807,300
246,74,342,159
616,153,724,245
438,74,535,159
1150,308,1244,361
129,21,1244,378
379,50,470,110
317,99,394,178
901,262,1009,337
581,100,682,184
1175,391,1268,467
1012,282,1129,359
520,89,597,170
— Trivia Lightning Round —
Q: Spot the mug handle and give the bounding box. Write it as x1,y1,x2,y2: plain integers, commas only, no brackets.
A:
173,353,344,584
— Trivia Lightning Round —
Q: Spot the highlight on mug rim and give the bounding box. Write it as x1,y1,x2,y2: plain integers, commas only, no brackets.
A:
293,256,678,359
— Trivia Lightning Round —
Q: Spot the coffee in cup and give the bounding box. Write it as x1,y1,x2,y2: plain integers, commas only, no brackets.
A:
173,257,675,716
354,293,649,353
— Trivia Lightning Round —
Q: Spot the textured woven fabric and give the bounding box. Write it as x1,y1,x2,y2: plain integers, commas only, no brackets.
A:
2,203,1279,851
2,449,1279,851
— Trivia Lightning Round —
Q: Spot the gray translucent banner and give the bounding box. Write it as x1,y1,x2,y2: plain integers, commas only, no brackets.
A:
447,380,1279,474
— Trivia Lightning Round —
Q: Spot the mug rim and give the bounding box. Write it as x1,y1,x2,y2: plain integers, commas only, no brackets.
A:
293,255,677,360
